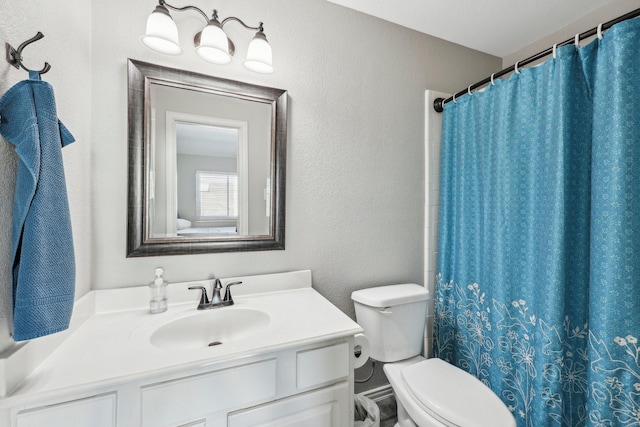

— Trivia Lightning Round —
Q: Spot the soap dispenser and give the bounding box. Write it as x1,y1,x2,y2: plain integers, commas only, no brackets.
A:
149,268,168,313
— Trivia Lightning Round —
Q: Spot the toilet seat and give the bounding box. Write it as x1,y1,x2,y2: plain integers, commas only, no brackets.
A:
401,358,516,427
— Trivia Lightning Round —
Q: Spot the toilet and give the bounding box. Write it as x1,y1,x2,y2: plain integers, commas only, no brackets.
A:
351,284,516,427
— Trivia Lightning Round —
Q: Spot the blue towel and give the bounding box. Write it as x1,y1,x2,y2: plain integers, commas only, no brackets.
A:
0,71,75,341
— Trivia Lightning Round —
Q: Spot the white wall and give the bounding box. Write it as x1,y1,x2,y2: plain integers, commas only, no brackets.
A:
92,2,500,391
90,0,500,312
0,1,501,362
0,1,92,353
423,90,448,359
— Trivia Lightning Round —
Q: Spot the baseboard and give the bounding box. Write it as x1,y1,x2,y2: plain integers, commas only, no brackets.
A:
359,383,394,402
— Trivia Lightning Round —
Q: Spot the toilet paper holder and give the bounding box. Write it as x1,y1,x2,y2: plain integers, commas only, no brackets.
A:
353,333,374,382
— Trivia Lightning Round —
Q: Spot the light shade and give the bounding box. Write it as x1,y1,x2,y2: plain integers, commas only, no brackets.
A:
243,31,274,73
196,21,232,64
141,5,182,55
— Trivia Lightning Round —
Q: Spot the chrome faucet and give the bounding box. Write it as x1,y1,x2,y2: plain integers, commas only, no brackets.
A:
210,279,224,306
188,280,242,309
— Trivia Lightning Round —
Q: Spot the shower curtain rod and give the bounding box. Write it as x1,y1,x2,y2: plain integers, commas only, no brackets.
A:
433,7,640,113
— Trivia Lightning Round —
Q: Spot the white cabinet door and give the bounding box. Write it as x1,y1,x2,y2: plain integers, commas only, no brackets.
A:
141,359,277,427
296,342,349,390
228,382,349,427
16,393,116,427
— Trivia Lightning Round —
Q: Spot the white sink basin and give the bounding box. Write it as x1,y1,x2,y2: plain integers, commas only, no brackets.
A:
150,307,271,349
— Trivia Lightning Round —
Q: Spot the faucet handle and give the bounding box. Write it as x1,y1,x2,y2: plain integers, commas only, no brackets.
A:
188,285,210,309
223,281,243,305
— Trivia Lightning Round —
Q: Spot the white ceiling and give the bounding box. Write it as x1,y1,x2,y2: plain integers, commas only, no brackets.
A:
325,0,622,58
176,123,238,158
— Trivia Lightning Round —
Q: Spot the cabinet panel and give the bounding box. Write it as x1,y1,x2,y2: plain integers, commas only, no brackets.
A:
296,342,349,389
228,381,349,427
16,393,116,427
141,359,276,427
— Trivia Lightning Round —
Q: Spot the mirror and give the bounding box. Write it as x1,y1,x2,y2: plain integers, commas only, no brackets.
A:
127,59,287,256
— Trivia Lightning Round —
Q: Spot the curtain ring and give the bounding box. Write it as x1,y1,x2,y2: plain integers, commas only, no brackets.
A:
552,43,557,59
467,85,473,96
515,61,520,74
452,93,457,103
575,33,580,48
490,73,496,86
597,23,604,40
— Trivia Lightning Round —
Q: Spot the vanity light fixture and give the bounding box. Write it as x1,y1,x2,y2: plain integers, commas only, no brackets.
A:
141,0,274,73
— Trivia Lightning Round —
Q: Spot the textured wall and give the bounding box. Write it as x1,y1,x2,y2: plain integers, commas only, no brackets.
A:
89,0,500,391
90,0,499,305
0,0,501,389
0,1,92,353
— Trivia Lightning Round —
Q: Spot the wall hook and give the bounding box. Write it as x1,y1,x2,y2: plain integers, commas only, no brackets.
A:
6,32,51,74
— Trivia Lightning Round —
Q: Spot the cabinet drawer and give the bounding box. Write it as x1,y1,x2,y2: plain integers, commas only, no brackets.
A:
141,359,276,427
16,393,116,427
228,381,349,427
296,342,349,389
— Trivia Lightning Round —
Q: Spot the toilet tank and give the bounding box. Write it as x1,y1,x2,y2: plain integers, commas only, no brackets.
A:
351,284,429,362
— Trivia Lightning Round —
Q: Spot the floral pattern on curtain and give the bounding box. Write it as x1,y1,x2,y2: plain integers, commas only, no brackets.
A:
435,17,640,427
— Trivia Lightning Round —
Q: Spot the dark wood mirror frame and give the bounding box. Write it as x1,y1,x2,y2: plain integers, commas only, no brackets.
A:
127,59,287,257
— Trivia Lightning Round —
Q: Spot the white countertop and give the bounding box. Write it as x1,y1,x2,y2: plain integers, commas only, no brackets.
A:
0,271,362,407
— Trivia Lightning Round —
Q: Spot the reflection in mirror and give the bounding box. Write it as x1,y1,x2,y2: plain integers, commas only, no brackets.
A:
175,123,242,237
150,83,271,238
127,59,287,257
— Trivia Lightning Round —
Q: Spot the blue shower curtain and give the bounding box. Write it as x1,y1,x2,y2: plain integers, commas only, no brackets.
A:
435,18,640,427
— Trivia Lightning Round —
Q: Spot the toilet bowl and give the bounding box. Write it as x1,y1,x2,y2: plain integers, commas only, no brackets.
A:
352,284,516,427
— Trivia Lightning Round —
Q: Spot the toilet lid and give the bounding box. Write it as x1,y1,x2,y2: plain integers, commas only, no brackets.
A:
401,358,516,427
351,283,428,307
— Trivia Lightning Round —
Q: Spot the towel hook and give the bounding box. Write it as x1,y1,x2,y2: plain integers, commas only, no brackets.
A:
6,32,51,74
597,23,604,40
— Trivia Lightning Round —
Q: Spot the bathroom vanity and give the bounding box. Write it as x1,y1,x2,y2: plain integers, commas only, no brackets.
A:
0,271,362,426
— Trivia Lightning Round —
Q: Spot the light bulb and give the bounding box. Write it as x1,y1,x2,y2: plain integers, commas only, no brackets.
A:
196,20,232,64
141,5,182,55
243,31,274,73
